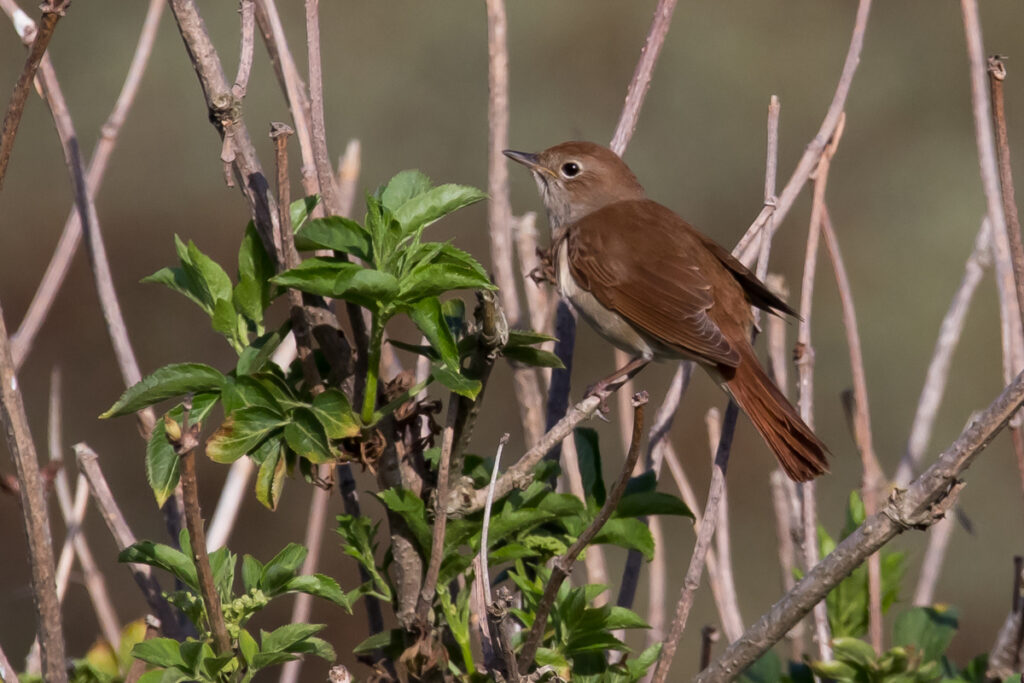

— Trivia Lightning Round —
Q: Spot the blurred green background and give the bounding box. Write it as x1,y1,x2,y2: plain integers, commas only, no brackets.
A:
2,0,1024,679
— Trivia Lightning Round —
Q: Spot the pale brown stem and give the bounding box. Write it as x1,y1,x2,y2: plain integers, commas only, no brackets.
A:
820,209,884,652
705,408,744,642
769,470,804,660
304,0,341,215
896,220,991,485
698,369,1024,682
651,401,738,683
47,369,120,647
416,400,458,625
232,0,254,99
735,0,872,264
74,443,182,636
912,514,954,607
518,394,648,670
335,138,361,219
609,0,679,155
6,0,163,369
0,0,69,194
0,276,66,682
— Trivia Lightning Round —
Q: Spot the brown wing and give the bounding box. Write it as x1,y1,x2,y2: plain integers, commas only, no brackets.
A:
566,199,742,368
694,232,797,317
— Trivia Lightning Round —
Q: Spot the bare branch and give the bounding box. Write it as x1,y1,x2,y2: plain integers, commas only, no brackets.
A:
304,0,341,214
705,408,744,642
232,0,255,99
698,368,1024,682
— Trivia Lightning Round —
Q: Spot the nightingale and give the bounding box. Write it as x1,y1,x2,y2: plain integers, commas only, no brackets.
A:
504,141,828,482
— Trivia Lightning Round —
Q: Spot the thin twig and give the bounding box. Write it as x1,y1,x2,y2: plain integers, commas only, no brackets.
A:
336,138,361,219
0,296,66,681
987,556,1024,677
303,0,340,214
769,470,804,660
987,55,1024,498
896,220,992,485
820,208,884,652
478,433,509,674
608,0,679,155
912,514,954,607
651,401,738,683
278,466,332,683
416,399,459,626
518,393,649,669
705,408,744,642
450,370,633,515
0,0,69,194
700,626,720,672
697,368,1024,682
74,443,182,637
6,0,163,369
735,0,872,265
232,0,255,99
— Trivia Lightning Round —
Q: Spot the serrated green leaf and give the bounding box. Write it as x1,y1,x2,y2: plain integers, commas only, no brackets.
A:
290,195,320,230
381,169,433,211
237,222,275,313
206,406,286,464
283,574,351,611
375,488,432,552
893,606,958,663
102,363,225,418
502,345,565,369
261,623,324,653
283,408,335,464
141,266,209,311
255,439,286,510
131,638,187,670
575,427,605,508
311,388,360,439
398,263,494,302
261,543,308,594
294,216,372,260
272,258,399,309
145,393,219,506
614,491,693,519
186,240,233,305
241,555,262,592
119,541,198,591
221,375,284,415
602,605,650,630
409,296,459,370
431,363,481,399
393,183,486,236
592,517,654,560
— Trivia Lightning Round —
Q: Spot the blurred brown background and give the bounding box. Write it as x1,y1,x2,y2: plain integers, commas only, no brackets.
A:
2,1,1024,680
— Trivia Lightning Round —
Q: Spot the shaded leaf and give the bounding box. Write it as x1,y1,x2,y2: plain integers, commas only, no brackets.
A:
236,323,289,375
145,393,219,506
376,488,432,552
432,363,481,399
408,297,459,370
255,439,287,510
893,606,958,663
291,195,321,230
206,406,285,464
283,408,335,464
502,345,565,369
614,491,693,519
102,363,225,418
311,388,360,439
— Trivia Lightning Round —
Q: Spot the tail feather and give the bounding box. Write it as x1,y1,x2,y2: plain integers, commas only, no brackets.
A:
725,346,829,482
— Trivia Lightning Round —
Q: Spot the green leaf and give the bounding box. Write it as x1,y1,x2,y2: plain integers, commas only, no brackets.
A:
575,428,605,508
290,195,320,230
431,363,482,399
393,183,486,236
119,541,198,591
283,408,335,464
241,555,263,592
255,439,287,510
238,628,258,667
353,629,404,656
236,324,288,375
375,488,432,552
893,606,958,663
186,239,233,305
131,638,186,670
614,491,693,519
146,394,219,506
208,546,236,601
311,388,360,439
102,363,225,418
627,642,663,679
221,375,284,415
506,329,558,346
738,650,782,683
809,658,858,680
381,169,433,211
206,406,286,464
261,623,324,653
211,297,240,341
272,258,399,309
502,345,565,369
294,216,372,260
261,543,308,594
601,605,650,630
282,574,352,610
141,266,208,311
409,297,460,370
398,263,494,302
236,223,275,321
831,636,878,668
592,517,654,560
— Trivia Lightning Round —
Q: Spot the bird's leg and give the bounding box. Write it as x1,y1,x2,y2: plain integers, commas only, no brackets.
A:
584,356,651,414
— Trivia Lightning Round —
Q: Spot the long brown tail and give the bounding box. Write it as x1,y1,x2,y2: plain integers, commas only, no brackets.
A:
724,345,829,482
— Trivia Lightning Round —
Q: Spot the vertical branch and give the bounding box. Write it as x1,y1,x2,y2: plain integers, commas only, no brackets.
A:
518,394,648,670
232,0,255,99
705,408,744,642
0,303,66,682
0,0,70,193
651,401,739,683
303,0,341,214
820,208,884,652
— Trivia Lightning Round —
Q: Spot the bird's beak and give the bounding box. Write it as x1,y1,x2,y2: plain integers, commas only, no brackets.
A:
503,149,555,178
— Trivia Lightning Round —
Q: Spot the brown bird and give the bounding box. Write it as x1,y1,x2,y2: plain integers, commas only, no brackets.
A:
504,141,828,481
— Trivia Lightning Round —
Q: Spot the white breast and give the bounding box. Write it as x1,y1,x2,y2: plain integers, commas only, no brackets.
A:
555,241,654,360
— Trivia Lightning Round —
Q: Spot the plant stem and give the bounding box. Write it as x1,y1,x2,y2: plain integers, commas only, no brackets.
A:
362,313,384,424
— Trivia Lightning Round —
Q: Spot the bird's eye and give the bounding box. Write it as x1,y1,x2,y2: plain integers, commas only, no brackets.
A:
561,162,581,178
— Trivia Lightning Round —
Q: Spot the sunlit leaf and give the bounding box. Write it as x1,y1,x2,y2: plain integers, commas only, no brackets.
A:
393,183,486,236
102,363,225,418
283,408,335,464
